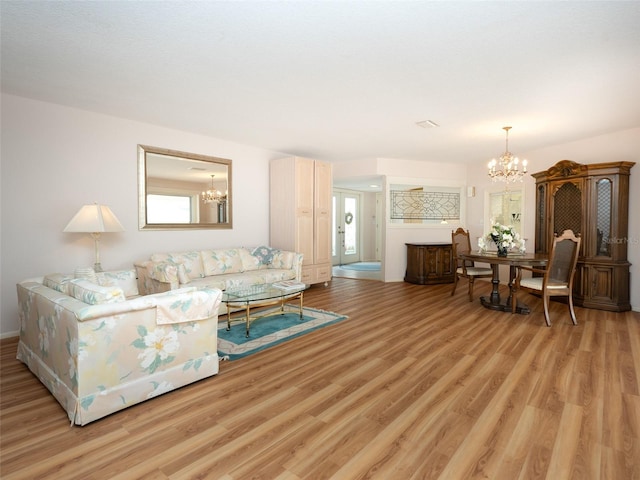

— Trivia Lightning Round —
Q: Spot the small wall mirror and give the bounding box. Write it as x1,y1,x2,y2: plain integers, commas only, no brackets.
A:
484,187,524,236
138,145,232,230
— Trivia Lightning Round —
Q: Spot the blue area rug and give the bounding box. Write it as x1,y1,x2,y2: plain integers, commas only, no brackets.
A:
218,306,348,360
340,262,381,271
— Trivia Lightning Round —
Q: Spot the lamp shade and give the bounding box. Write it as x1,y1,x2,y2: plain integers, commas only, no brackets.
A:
63,204,124,233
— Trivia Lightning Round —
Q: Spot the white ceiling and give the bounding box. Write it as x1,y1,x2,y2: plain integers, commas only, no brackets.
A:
2,1,640,172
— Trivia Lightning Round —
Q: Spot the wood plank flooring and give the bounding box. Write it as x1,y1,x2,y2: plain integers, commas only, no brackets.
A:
1,277,639,479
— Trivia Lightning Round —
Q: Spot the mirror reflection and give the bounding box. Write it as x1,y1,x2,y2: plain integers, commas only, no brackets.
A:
138,145,232,230
486,188,523,236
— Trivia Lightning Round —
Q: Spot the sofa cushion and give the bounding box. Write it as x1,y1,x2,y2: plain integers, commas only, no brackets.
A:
150,251,205,280
176,263,190,284
239,247,261,271
96,269,139,297
43,273,74,294
69,278,126,305
188,269,296,291
184,276,228,291
74,266,98,283
252,246,280,265
201,249,244,276
147,262,178,283
271,251,295,270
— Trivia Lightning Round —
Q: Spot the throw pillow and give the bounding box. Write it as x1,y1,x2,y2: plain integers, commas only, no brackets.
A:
271,251,295,270
239,247,261,271
147,262,178,283
96,269,139,297
201,249,244,276
74,266,97,284
252,246,280,265
176,263,190,285
43,273,74,294
150,251,205,280
69,278,126,305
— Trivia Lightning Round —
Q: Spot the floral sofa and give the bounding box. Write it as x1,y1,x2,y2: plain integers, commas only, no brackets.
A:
16,269,222,425
134,246,303,295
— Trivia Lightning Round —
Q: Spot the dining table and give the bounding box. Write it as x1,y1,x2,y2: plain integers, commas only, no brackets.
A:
459,251,548,314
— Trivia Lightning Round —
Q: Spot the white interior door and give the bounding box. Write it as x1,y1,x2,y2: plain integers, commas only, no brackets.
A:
332,191,360,265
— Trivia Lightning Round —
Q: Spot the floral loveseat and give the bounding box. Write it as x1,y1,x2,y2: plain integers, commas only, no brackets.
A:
16,269,222,425
134,246,303,295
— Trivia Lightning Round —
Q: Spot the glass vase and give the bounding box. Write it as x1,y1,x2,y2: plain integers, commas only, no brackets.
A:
491,234,509,257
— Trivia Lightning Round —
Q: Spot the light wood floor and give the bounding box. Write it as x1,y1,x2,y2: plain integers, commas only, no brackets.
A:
2,278,639,479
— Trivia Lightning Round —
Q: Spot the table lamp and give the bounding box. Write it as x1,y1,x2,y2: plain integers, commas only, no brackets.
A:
64,203,124,272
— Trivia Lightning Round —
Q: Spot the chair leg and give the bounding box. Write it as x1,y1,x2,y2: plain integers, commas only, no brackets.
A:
542,293,551,327
451,274,458,297
468,277,474,302
568,295,578,325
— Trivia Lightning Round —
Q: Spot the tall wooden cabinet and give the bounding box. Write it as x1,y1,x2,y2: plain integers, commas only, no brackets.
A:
270,156,332,285
532,160,634,311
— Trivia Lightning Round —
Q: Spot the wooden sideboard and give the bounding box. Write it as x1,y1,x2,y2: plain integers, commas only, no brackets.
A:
404,243,455,285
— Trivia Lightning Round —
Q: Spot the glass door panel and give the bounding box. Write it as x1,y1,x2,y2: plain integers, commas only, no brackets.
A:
332,191,360,265
596,178,612,256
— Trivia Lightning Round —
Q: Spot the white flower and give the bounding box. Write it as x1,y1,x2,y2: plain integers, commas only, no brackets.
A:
37,315,50,353
68,356,77,381
67,337,79,380
137,328,180,369
518,237,526,253
103,317,117,330
485,221,525,252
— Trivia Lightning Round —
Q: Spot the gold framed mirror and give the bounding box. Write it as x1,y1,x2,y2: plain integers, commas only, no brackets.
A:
138,145,232,230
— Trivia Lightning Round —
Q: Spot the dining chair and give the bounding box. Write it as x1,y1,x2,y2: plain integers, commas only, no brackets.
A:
513,229,581,326
451,228,493,302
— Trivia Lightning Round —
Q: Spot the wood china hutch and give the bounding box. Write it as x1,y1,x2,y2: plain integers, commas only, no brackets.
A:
532,160,634,311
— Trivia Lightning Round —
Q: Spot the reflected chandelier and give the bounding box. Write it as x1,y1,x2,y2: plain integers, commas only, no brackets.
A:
487,126,528,183
202,175,226,204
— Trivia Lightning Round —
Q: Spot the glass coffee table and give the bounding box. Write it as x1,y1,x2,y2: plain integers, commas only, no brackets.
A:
221,282,307,337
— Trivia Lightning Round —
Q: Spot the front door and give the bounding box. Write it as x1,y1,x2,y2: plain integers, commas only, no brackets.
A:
332,191,360,265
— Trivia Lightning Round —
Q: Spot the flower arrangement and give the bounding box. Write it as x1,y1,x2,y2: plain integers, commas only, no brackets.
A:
478,221,525,256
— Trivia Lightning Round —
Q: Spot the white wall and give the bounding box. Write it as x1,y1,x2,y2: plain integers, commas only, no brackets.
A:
335,131,639,311
378,158,469,282
3,94,638,337
465,127,640,311
1,94,286,336
360,191,379,261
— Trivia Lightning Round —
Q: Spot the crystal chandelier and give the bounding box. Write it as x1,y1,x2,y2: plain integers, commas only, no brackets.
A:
487,126,528,183
202,175,225,204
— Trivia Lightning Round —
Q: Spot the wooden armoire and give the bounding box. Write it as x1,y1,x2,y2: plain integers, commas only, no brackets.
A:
532,160,634,311
270,156,332,286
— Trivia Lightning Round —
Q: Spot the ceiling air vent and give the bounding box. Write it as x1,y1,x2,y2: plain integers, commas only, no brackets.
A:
415,120,439,128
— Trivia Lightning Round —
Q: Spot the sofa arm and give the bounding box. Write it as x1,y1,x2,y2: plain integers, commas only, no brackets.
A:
151,287,222,325
292,252,304,282
134,261,178,294
268,250,304,282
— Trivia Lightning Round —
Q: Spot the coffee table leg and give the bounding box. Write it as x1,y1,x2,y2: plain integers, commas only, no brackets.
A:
246,304,251,337
226,303,231,331
299,291,303,319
